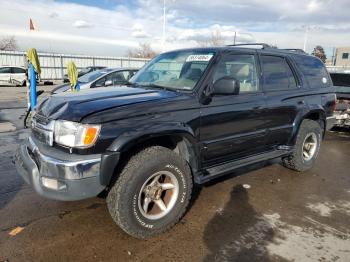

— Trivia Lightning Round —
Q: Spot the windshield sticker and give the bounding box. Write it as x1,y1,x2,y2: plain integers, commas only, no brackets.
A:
186,54,213,62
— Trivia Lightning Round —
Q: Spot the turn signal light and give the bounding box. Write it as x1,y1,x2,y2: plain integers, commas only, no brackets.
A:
84,127,99,146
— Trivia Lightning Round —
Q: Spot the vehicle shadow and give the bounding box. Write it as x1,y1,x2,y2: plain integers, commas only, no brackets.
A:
202,184,276,262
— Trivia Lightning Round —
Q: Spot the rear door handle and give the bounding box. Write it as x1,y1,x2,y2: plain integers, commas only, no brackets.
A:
298,100,305,105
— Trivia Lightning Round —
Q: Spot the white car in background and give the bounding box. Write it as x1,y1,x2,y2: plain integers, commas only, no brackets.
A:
0,66,27,86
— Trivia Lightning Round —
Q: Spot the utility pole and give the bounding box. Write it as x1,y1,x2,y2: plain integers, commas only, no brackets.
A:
303,26,309,52
233,31,237,45
162,0,166,52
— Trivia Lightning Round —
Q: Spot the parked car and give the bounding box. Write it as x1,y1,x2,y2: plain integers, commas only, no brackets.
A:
0,66,26,86
52,68,138,94
330,72,350,128
16,44,336,239
63,66,107,83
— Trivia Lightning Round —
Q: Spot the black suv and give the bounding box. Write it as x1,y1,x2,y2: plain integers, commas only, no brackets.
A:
15,44,336,238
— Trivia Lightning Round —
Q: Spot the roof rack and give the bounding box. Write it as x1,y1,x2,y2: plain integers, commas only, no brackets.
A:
282,49,306,54
227,43,272,49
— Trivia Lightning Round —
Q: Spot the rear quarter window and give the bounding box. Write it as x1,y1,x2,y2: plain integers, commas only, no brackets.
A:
293,55,331,88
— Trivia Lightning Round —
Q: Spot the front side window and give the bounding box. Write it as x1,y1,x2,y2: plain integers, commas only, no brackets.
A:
261,56,297,91
0,67,11,74
107,71,128,85
130,50,216,91
94,76,107,87
213,54,258,93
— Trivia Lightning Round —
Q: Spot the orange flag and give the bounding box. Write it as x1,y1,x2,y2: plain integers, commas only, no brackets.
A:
29,18,35,30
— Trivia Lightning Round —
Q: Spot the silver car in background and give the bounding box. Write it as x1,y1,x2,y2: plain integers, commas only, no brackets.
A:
0,66,27,86
52,68,138,94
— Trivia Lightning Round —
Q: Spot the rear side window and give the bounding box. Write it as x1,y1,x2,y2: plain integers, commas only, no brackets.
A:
293,55,331,88
261,56,297,91
12,67,26,74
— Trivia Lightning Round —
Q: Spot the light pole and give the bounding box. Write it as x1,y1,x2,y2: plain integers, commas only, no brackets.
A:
303,25,319,52
303,26,309,52
162,0,166,51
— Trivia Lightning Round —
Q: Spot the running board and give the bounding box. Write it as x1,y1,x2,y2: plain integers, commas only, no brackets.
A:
196,149,292,184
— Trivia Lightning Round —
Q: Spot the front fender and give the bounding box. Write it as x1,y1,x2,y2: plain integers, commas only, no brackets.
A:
107,122,197,152
99,122,198,186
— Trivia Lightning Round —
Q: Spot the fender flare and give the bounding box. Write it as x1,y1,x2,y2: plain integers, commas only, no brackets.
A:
100,122,198,186
290,106,326,145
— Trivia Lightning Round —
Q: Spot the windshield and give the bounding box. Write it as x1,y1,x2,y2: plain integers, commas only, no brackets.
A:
78,69,112,83
130,50,215,91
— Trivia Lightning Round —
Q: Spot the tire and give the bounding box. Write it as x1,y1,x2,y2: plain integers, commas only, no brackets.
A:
282,119,322,172
107,146,193,238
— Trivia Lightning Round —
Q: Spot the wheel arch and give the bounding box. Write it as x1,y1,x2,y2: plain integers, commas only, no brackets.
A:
290,108,326,145
102,125,199,187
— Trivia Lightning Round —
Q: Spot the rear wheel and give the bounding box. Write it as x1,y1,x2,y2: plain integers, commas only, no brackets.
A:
282,119,322,171
107,146,193,238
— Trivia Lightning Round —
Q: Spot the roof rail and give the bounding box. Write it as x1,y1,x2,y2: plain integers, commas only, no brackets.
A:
227,43,272,49
281,49,306,54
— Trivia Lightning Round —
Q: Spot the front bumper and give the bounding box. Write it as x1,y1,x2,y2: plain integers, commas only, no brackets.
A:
326,116,337,130
14,137,105,201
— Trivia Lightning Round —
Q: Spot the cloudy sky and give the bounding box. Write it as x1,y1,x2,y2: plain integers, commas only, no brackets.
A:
0,0,349,57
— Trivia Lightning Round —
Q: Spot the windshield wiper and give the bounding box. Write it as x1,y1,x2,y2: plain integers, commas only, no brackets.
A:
138,83,178,92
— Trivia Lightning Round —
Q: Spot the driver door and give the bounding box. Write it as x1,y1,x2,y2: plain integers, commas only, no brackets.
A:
200,52,268,167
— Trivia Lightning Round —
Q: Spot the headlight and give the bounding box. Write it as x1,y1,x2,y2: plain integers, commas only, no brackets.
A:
54,120,101,148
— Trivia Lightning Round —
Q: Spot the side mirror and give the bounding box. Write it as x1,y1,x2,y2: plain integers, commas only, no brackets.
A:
104,80,113,86
212,76,240,96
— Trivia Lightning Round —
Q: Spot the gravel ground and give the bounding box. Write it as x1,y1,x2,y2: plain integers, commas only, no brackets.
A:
0,85,349,262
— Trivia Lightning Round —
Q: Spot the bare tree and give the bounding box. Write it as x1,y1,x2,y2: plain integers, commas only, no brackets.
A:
197,29,225,47
0,36,18,51
127,43,158,59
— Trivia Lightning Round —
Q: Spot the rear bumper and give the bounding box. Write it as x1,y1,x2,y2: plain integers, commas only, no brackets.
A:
326,116,336,130
14,137,105,201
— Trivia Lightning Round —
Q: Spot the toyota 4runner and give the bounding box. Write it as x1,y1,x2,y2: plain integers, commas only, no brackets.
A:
15,44,336,238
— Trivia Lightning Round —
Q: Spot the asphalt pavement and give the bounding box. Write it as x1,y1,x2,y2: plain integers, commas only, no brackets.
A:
0,86,349,262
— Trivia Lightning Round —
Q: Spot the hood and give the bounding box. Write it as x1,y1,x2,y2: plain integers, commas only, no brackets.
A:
37,86,179,122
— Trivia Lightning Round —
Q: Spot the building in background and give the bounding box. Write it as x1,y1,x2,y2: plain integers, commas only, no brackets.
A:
334,47,350,67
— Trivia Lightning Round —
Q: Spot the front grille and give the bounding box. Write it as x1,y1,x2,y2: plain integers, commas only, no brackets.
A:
31,114,54,146
33,113,50,125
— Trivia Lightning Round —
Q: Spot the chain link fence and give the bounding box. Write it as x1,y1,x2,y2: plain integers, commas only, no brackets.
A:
0,51,149,80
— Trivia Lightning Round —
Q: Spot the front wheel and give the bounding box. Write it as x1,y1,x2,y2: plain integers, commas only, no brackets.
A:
107,146,193,238
282,119,322,172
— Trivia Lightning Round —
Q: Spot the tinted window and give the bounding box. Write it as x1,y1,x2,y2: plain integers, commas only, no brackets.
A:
12,67,26,74
330,73,350,87
213,54,258,93
293,55,331,88
261,56,297,91
0,67,11,74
